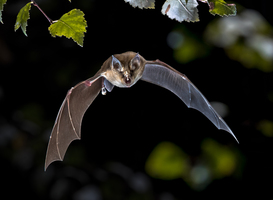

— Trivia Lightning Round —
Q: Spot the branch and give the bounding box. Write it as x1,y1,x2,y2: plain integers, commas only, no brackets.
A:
31,0,53,24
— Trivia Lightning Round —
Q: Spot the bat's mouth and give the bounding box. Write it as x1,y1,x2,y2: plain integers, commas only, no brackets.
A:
125,77,131,85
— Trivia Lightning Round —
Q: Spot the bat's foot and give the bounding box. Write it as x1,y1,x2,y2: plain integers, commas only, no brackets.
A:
102,87,107,95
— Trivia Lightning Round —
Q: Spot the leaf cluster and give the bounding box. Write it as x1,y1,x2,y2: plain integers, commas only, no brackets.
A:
0,0,236,46
1,0,87,47
125,0,236,22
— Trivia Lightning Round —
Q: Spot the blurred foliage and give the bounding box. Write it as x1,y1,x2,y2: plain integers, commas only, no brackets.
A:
201,139,238,178
167,27,210,63
205,8,273,72
257,120,273,137
167,6,273,72
145,140,242,191
145,141,190,180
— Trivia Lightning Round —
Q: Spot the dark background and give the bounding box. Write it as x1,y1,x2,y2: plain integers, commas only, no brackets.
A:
0,0,273,199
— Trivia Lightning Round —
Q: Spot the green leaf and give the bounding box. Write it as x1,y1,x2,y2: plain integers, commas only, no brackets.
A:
48,9,87,47
124,0,155,9
161,0,199,23
0,0,7,24
14,2,32,36
207,0,236,16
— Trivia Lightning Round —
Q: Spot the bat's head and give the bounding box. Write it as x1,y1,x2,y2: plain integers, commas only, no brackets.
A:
106,52,146,88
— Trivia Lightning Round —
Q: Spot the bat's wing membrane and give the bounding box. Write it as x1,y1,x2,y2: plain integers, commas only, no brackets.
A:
45,75,103,170
141,61,238,143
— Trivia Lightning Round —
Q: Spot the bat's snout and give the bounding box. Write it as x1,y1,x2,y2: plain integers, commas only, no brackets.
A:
123,71,132,87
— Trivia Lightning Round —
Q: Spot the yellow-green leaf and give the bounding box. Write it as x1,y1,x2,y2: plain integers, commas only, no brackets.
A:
0,0,7,24
48,9,87,47
208,0,236,17
14,2,32,36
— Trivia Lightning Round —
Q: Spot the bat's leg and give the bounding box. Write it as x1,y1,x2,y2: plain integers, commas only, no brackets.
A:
103,78,114,92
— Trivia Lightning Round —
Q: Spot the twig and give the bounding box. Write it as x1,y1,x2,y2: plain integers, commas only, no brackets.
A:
31,0,53,24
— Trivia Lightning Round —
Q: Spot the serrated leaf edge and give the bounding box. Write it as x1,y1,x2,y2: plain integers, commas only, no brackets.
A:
124,0,155,9
48,9,87,47
161,0,200,23
208,0,236,17
49,20,85,47
14,2,32,36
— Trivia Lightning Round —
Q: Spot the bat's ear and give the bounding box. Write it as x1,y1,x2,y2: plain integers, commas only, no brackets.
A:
130,53,141,71
134,53,140,60
111,55,122,72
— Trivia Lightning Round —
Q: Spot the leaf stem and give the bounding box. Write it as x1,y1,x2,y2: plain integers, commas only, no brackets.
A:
31,0,53,24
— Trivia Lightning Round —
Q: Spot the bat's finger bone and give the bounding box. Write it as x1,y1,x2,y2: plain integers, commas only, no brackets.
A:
67,87,73,95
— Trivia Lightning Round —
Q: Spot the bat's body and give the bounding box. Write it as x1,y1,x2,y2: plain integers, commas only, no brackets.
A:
45,51,238,170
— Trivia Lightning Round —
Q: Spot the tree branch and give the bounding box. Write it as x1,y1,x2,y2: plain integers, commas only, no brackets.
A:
31,0,53,24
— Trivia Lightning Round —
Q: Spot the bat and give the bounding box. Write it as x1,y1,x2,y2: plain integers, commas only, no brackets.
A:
44,51,238,170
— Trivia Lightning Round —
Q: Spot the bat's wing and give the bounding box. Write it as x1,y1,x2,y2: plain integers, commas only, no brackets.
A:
45,74,105,170
141,60,238,143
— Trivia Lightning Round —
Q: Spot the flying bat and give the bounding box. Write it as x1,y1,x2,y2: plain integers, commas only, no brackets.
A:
44,51,238,170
